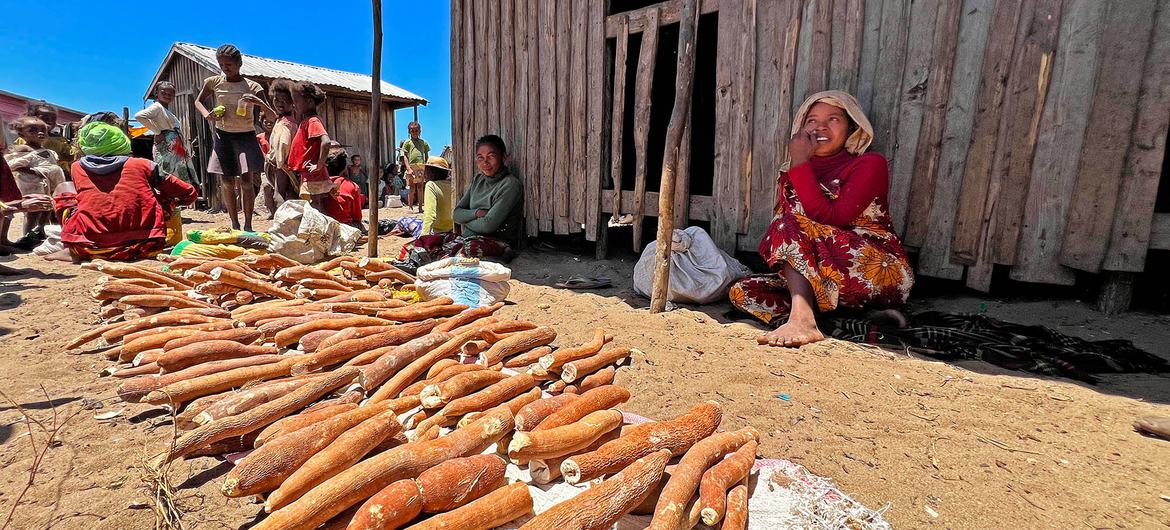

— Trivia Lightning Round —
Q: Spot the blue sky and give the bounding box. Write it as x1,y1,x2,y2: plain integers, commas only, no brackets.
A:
0,0,453,149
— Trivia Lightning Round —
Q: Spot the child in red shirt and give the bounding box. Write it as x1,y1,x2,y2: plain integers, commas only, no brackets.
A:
322,148,364,229
286,82,333,211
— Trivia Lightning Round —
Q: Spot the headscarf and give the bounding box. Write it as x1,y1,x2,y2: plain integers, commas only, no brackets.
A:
78,121,132,156
782,90,874,170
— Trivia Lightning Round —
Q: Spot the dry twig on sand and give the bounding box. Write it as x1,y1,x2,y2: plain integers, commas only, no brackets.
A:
0,386,86,530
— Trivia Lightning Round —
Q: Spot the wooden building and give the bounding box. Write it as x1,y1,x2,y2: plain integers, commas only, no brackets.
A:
0,89,86,127
449,0,1170,309
144,42,426,206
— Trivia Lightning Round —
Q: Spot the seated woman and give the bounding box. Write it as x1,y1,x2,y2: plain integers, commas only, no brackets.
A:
45,122,197,262
397,135,522,265
320,148,365,230
420,156,453,236
729,90,913,347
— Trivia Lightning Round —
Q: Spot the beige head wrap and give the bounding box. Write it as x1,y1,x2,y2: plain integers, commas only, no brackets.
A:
782,90,874,170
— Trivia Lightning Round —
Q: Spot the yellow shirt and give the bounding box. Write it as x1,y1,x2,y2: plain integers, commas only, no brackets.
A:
422,179,454,235
203,74,265,133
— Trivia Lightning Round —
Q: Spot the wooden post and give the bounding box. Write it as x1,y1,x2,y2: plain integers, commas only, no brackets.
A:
367,0,383,258
413,105,419,125
1097,272,1135,315
649,0,700,313
121,107,130,134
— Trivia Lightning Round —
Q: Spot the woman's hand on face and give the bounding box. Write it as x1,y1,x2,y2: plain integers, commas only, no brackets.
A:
788,129,816,167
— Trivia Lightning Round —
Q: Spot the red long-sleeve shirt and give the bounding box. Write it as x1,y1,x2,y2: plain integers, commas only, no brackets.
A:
64,158,197,247
783,151,889,227
322,175,364,225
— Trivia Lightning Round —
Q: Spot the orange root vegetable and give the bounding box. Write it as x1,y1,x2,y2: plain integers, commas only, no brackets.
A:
317,255,359,271
195,281,242,296
453,318,534,337
87,261,191,290
366,330,477,402
346,479,422,530
528,429,621,485
164,367,359,462
132,348,163,366
183,431,259,458
194,378,317,426
299,287,350,300
537,328,610,371
162,327,261,352
113,362,161,378
509,409,623,460
401,361,485,396
183,270,213,284
502,346,553,369
355,257,408,274
122,319,237,345
94,309,228,344
236,252,300,271
419,370,509,409
322,301,411,316
274,316,394,348
235,290,255,305
107,278,170,290
156,340,279,373
460,340,489,357
298,277,356,292
239,305,327,326
433,302,505,333
521,450,671,530
296,320,440,374
647,427,761,530
722,483,749,530
438,373,536,419
534,385,631,431
121,329,203,358
359,333,455,392
253,407,514,530
415,454,507,513
698,440,758,525
302,390,365,413
364,269,414,284
143,359,298,405
223,401,390,497
118,294,213,310
562,401,722,485
425,359,459,379
576,366,616,393
501,387,543,417
515,394,580,432
375,304,469,322
174,392,228,430
231,298,309,318
117,355,286,402
561,347,633,384
192,260,268,279
404,481,531,530
92,281,172,301
254,402,359,447
257,313,344,338
212,267,296,300
318,290,389,304
267,409,404,512
478,327,558,366
316,324,408,353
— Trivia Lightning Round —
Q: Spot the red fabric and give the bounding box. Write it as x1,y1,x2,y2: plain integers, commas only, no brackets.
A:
288,116,328,182
63,158,197,248
256,132,270,156
322,175,364,224
784,151,889,227
0,156,20,203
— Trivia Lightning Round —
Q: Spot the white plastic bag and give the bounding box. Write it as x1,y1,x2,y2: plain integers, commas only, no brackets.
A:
266,200,361,264
632,226,752,305
32,225,63,256
415,257,512,308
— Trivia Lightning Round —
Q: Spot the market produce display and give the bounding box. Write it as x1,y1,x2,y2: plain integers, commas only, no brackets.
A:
70,254,760,529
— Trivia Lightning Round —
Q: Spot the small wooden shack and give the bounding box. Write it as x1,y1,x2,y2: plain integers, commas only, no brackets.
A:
144,42,427,207
0,89,86,127
449,0,1170,310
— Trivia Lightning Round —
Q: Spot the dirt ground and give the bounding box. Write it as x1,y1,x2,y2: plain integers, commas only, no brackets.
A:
1,206,1168,530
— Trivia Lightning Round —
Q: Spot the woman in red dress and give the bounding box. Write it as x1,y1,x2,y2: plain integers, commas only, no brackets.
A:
730,90,913,347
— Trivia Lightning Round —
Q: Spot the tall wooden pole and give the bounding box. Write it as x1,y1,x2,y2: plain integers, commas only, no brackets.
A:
649,0,700,313
367,0,383,258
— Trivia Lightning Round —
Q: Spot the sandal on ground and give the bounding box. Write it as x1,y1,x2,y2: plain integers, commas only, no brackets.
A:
555,276,612,289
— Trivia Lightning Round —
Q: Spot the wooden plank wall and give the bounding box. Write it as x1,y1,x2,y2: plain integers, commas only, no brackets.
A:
450,0,1170,292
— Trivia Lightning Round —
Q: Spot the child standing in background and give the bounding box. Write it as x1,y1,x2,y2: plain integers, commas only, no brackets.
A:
263,79,300,218
5,116,65,249
287,81,333,212
194,43,275,232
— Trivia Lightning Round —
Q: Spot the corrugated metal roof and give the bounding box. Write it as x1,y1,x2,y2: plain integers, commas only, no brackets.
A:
149,43,427,105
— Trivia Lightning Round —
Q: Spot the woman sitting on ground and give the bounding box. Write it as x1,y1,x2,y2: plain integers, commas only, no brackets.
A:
729,90,913,347
44,121,197,262
320,148,365,230
420,156,453,236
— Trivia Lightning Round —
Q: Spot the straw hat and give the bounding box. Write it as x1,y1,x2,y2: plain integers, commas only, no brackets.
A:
424,156,450,172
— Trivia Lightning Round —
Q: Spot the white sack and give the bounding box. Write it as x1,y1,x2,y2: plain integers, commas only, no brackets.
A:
267,200,360,264
415,257,512,308
632,226,751,305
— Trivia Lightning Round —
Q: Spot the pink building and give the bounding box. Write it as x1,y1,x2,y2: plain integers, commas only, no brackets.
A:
0,89,86,125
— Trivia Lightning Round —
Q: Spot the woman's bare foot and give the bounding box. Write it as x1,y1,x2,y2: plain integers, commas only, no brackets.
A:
41,248,75,262
758,316,825,347
1134,416,1170,441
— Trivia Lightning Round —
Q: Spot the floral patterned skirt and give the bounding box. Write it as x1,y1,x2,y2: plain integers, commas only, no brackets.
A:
730,209,913,325
399,232,513,262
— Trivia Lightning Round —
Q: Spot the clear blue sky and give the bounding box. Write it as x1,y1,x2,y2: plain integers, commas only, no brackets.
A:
0,0,452,149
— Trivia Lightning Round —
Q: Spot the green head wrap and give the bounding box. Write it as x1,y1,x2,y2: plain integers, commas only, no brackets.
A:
78,121,132,156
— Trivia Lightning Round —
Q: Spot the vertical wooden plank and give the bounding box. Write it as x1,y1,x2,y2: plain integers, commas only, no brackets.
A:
631,8,660,249
1102,0,1170,272
586,0,606,241
500,0,515,160
867,0,910,155
987,0,1062,264
903,0,962,247
1010,0,1105,284
790,0,817,113
512,0,529,226
885,0,940,235
805,0,832,95
711,0,741,251
948,0,1025,266
916,0,995,280
1060,0,1158,272
462,0,478,195
473,0,489,197
674,116,693,227
609,16,630,221
830,0,847,89
743,0,785,247
450,0,463,193
487,0,500,135
831,0,865,93
525,0,542,236
554,0,573,234
539,0,557,232
855,0,885,113
570,0,589,230
735,0,757,233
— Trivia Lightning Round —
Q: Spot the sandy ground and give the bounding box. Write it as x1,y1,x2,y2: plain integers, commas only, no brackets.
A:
0,206,1168,530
